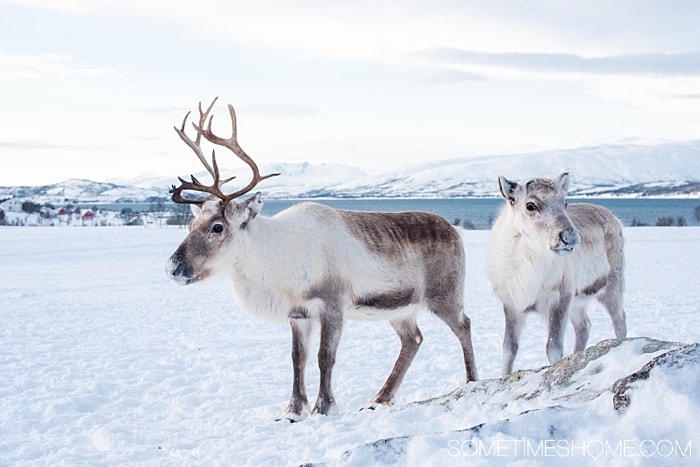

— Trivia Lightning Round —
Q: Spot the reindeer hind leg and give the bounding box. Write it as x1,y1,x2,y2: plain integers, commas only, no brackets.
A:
424,247,478,382
598,272,627,340
366,316,423,409
432,301,478,382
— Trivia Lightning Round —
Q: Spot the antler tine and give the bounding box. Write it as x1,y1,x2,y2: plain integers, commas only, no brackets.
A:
170,177,210,205
171,98,236,205
171,99,279,206
174,106,214,179
195,103,280,203
169,151,227,205
207,149,238,187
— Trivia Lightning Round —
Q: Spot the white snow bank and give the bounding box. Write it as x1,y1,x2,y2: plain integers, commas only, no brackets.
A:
0,226,698,466
336,338,699,466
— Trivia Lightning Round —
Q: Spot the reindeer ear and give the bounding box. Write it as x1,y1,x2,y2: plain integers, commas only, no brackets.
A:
498,176,520,204
190,204,202,217
225,192,263,229
245,192,264,217
557,172,571,193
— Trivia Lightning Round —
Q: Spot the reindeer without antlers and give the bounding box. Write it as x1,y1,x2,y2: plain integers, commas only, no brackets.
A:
487,173,627,376
166,98,478,421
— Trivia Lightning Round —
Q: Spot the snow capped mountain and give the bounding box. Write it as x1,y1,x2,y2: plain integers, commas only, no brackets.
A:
109,161,369,197
146,140,700,198
335,140,700,198
178,160,369,199
102,161,370,201
0,178,162,206
2,141,699,205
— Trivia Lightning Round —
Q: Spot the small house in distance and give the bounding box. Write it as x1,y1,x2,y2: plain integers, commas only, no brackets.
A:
81,210,95,226
0,198,23,212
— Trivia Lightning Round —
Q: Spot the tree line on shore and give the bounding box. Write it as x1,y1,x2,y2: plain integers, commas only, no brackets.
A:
2,200,700,228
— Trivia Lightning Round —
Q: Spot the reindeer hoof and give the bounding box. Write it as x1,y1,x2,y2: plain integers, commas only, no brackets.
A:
311,397,338,416
277,403,310,422
362,397,393,411
276,410,308,423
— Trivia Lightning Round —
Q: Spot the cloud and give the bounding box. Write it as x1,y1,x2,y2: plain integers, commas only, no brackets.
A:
238,104,321,118
0,1,552,65
0,139,113,151
0,0,93,13
421,48,700,76
415,69,489,85
137,106,191,120
8,1,700,72
137,103,321,133
667,93,700,99
0,52,121,81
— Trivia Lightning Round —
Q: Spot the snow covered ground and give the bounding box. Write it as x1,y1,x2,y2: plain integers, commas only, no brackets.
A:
1,225,698,466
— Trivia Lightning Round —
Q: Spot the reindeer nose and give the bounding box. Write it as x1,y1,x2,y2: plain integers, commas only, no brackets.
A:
167,259,184,278
166,254,195,284
559,228,580,248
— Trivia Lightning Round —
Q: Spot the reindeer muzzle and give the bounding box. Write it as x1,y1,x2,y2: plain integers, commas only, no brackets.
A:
166,255,197,285
552,228,580,255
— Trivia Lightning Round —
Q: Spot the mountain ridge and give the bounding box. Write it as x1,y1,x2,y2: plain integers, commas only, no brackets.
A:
1,141,698,205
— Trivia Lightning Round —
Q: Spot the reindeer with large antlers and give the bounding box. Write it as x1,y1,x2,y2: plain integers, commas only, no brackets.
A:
166,98,478,421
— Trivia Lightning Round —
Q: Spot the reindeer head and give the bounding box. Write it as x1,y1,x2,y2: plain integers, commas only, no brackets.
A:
166,98,278,285
498,172,580,255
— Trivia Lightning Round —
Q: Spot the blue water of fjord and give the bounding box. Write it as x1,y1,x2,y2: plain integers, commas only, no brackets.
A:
262,198,699,230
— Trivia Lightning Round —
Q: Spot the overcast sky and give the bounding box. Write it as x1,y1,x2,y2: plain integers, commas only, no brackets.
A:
1,0,699,186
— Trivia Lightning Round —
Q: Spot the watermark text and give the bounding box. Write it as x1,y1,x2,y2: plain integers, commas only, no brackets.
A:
448,438,692,460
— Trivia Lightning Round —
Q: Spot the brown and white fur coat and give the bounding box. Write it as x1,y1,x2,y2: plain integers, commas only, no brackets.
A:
487,173,626,376
167,193,478,420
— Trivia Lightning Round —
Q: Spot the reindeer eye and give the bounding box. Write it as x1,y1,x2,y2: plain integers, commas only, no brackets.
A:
526,202,538,212
212,223,224,234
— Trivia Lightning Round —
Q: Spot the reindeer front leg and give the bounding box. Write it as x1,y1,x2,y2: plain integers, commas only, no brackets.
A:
280,318,313,422
546,292,572,364
502,304,525,377
312,306,343,416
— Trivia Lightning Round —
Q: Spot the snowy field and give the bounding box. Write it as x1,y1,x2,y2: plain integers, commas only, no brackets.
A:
1,225,698,466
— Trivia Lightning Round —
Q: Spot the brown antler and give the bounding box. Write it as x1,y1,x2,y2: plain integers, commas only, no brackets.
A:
195,103,280,202
170,98,279,205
